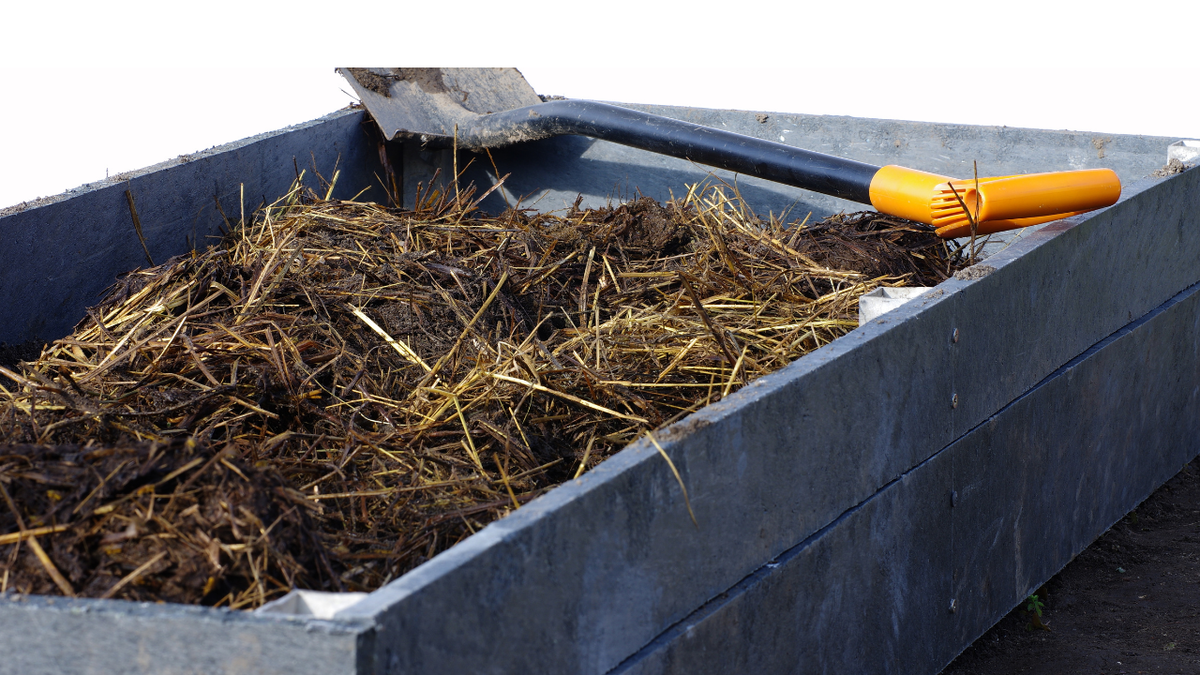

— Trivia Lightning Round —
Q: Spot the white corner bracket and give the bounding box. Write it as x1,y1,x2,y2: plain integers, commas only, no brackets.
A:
1168,140,1200,164
858,287,932,326
255,589,369,619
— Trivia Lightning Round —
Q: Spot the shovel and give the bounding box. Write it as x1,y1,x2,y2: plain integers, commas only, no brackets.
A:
338,68,1120,239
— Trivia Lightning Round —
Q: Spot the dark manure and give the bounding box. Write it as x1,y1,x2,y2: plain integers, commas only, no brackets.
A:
0,177,967,607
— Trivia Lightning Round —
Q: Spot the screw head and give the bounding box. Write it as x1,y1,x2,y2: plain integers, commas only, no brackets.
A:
949,598,958,613
952,328,960,343
951,393,959,409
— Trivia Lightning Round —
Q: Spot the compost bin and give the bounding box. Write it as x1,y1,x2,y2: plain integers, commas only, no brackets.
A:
0,69,1198,675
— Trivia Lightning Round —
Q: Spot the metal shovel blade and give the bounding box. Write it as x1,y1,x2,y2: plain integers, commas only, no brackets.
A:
337,68,541,143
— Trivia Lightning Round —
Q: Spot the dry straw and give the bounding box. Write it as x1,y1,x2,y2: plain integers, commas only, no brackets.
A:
0,173,964,608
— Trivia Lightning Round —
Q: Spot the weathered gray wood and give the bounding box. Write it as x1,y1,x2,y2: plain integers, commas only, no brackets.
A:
0,108,383,344
610,278,1200,675
613,438,958,675
0,593,370,675
948,280,1200,653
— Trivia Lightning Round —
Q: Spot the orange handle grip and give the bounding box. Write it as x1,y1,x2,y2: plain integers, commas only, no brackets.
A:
938,169,1121,223
868,165,1122,239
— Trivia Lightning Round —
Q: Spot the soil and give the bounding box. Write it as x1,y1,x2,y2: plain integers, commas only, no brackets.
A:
347,68,453,99
345,68,396,98
941,456,1200,675
1152,159,1193,178
0,341,44,373
954,264,996,281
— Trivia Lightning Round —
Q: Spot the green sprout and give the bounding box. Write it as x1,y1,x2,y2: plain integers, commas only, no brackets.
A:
1024,594,1050,631
1025,594,1045,617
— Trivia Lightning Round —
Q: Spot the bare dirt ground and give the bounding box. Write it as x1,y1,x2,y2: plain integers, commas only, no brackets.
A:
941,456,1200,675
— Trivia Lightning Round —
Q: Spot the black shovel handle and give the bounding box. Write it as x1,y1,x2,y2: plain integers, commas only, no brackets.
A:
426,100,880,204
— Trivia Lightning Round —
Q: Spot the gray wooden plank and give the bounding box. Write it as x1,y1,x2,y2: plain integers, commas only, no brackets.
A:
0,594,369,675
608,274,1200,675
948,279,1200,652
613,446,956,675
0,107,383,344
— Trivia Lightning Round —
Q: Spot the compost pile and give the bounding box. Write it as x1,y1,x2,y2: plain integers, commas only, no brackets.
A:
0,180,964,608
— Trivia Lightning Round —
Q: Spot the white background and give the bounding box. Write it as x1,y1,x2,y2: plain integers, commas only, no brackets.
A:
1,1,1197,210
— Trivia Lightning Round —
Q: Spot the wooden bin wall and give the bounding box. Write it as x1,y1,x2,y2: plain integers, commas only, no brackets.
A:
0,104,1195,675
